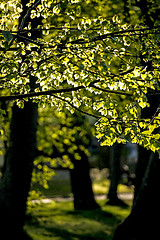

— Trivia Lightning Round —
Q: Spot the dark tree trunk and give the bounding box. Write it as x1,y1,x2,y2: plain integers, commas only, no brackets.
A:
133,146,151,202
0,101,9,175
0,1,40,238
113,75,160,239
0,101,38,239
113,151,160,240
113,82,160,238
107,143,124,206
113,1,160,239
70,154,100,210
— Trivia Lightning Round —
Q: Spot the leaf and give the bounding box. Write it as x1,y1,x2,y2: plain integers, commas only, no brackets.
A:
116,124,122,134
139,101,147,108
2,31,13,42
139,122,144,128
141,130,151,135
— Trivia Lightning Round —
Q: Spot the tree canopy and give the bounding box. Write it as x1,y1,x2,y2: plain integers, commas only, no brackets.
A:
0,0,160,153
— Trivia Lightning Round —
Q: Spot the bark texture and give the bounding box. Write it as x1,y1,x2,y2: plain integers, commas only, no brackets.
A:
70,153,100,210
107,143,122,205
0,101,38,239
113,151,160,240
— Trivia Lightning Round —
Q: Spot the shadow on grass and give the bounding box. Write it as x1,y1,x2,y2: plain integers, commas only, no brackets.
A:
25,201,130,240
42,225,108,240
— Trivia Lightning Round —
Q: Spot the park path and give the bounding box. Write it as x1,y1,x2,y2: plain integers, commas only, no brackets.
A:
32,192,133,204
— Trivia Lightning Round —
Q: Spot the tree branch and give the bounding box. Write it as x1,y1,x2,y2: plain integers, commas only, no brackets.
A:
0,26,159,52
19,0,41,32
65,26,160,46
90,84,132,96
0,77,134,102
51,94,101,119
8,0,41,48
0,86,84,101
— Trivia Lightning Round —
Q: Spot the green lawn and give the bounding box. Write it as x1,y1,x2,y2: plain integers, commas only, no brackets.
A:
25,200,131,240
93,179,134,195
27,173,133,239
32,178,133,199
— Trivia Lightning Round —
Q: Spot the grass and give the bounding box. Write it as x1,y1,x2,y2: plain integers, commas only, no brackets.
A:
32,179,72,198
25,200,131,240
27,171,133,239
93,179,134,195
32,178,134,199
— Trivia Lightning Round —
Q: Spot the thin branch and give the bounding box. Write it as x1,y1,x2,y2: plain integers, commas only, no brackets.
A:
9,27,101,33
0,67,137,102
19,0,41,32
1,25,158,34
90,84,132,96
66,27,160,46
115,31,160,37
51,94,101,119
0,26,159,52
8,0,41,48
148,105,160,125
15,33,43,47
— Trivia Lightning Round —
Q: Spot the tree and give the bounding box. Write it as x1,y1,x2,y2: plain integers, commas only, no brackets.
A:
113,151,160,240
66,113,100,210
107,143,124,206
112,0,160,239
0,101,38,240
34,107,100,210
113,61,160,240
0,1,40,239
0,0,160,238
1,1,160,148
70,156,100,210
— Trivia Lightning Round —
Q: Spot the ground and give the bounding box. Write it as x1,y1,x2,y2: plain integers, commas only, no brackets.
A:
25,200,131,240
26,173,133,240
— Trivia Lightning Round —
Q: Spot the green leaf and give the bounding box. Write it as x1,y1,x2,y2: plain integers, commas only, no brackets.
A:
2,31,13,42
116,124,122,134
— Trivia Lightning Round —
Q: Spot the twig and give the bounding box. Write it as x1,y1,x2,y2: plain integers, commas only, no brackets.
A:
51,94,101,119
8,0,41,48
1,26,159,52
19,0,41,31
90,84,132,96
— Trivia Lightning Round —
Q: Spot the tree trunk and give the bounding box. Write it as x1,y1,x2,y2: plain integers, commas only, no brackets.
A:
0,101,38,239
107,143,125,206
133,146,151,202
113,151,160,240
0,1,40,237
70,154,100,210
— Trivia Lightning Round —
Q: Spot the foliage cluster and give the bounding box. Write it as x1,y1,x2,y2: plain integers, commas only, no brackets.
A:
0,0,160,154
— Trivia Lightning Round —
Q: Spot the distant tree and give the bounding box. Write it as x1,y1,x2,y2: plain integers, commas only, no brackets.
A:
107,143,123,206
68,114,100,210
35,107,100,210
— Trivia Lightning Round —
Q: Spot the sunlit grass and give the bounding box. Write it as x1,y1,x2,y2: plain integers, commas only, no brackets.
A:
27,172,133,239
31,179,72,198
93,179,134,195
25,200,131,240
32,178,133,199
